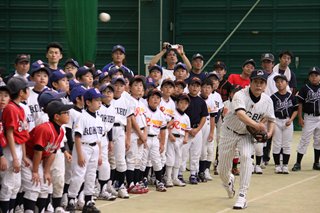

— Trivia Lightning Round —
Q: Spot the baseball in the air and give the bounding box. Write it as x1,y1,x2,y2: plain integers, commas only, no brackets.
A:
99,12,111,22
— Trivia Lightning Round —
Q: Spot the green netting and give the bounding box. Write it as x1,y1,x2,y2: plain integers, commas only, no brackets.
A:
62,0,98,65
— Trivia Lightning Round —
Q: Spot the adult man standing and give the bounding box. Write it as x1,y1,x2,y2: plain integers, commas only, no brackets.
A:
46,42,63,73
228,59,256,88
265,50,297,96
149,42,191,82
218,70,275,209
4,54,31,83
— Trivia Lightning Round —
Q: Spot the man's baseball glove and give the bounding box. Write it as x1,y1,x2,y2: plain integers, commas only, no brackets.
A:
246,126,268,143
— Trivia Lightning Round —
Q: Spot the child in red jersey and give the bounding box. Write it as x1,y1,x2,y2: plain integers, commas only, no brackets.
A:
0,86,10,172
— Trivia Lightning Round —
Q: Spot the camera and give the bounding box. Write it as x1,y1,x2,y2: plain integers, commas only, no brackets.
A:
166,43,179,50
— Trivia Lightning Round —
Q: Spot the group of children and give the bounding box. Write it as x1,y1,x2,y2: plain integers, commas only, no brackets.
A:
0,42,319,213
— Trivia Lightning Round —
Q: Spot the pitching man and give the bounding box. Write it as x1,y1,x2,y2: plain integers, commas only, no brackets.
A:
218,70,275,209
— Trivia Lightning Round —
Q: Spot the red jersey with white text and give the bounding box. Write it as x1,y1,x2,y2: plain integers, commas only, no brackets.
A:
2,101,29,145
26,122,64,159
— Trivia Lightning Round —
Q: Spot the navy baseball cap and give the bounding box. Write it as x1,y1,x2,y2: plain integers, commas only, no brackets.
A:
46,100,73,118
308,66,320,75
146,77,156,89
69,79,83,91
83,88,104,101
99,72,109,83
64,58,79,68
273,74,288,82
108,66,125,77
94,69,102,78
76,66,93,79
99,84,114,93
161,79,175,88
250,69,268,82
177,93,190,103
50,69,67,83
129,75,146,87
15,54,30,64
189,77,202,85
174,62,187,72
38,88,67,108
147,89,162,99
30,60,50,76
70,85,87,102
213,61,227,70
7,77,35,95
242,59,256,68
149,64,163,75
192,53,204,61
111,77,126,85
261,53,275,62
206,71,220,80
112,45,125,54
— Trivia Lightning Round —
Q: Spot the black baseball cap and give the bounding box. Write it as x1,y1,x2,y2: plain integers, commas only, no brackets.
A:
100,84,115,93
261,53,275,62
250,70,268,82
273,74,288,82
147,89,162,99
6,77,35,95
64,58,79,68
15,54,30,64
242,59,256,68
206,71,220,80
189,77,202,85
46,100,73,118
192,53,204,61
112,45,125,54
213,61,226,70
308,66,320,75
161,79,175,88
177,93,190,103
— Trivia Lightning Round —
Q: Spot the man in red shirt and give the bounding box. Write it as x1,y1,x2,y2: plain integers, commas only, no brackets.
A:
228,59,256,88
22,100,73,213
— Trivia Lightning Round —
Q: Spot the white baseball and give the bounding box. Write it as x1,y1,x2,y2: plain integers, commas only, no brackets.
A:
99,12,111,22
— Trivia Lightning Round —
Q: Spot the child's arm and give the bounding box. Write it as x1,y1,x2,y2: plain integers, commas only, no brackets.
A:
298,103,304,127
125,116,132,151
74,134,85,167
286,111,298,127
159,128,166,153
183,131,189,144
190,116,206,137
6,127,20,173
43,154,56,186
32,149,43,186
131,116,146,144
98,142,102,166
0,145,8,171
208,116,215,142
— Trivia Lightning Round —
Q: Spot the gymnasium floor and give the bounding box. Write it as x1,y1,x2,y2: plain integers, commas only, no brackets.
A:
95,132,320,212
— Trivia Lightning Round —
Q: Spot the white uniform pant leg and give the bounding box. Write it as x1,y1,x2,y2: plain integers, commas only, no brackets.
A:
135,143,144,170
51,149,65,198
126,133,138,171
21,158,41,201
190,130,203,174
83,145,99,196
200,119,210,161
64,156,72,185
0,144,22,201
98,141,110,181
149,137,162,172
140,138,151,172
218,127,238,186
254,143,264,157
272,119,284,154
161,129,169,167
282,119,294,155
297,115,320,154
68,145,89,198
113,126,127,172
166,139,175,167
238,135,255,196
180,139,191,172
173,137,184,169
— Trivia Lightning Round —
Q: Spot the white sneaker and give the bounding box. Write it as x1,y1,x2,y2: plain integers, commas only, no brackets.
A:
275,165,282,174
260,163,266,169
15,205,24,213
45,203,54,213
118,184,129,199
282,165,289,174
61,193,68,208
233,194,247,209
107,181,118,197
223,174,235,198
54,207,68,213
204,169,213,181
166,178,174,187
172,178,186,187
99,190,117,201
93,180,100,199
254,165,263,174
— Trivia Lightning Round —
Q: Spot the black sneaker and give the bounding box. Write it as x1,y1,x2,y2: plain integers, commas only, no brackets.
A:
198,172,207,183
178,174,186,184
313,163,320,170
189,175,198,184
292,163,301,171
66,199,76,213
82,201,101,213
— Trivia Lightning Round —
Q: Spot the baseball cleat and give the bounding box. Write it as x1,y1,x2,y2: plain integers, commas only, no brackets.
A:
292,163,301,171
223,174,235,198
254,165,263,174
313,163,320,170
198,172,207,183
173,178,186,187
178,174,186,184
165,178,174,187
118,184,130,199
204,169,213,181
66,199,76,213
275,165,283,174
189,175,198,184
82,201,101,213
233,194,247,210
156,181,167,192
282,165,289,174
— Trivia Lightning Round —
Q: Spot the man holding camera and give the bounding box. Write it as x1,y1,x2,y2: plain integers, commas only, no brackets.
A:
149,42,192,83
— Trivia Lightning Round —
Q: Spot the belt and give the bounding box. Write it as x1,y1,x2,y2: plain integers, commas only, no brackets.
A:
173,133,181,138
114,123,126,127
227,127,246,136
140,127,145,130
192,124,199,128
147,134,157,137
81,142,97,146
306,113,320,116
